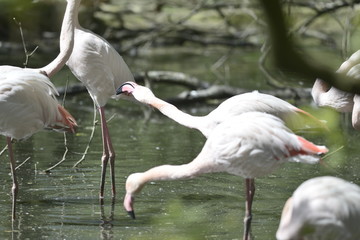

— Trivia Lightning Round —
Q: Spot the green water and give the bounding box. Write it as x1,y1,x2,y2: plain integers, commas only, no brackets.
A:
0,47,359,240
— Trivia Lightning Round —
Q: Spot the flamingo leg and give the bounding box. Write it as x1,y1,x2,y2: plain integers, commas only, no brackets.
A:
7,137,18,220
243,178,255,240
99,107,116,199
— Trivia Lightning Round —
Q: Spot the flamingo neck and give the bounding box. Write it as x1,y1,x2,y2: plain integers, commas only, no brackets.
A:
149,97,209,136
38,0,79,77
128,158,212,195
311,78,330,105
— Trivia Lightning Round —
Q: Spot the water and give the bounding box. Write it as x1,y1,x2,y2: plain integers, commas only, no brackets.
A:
1,47,360,240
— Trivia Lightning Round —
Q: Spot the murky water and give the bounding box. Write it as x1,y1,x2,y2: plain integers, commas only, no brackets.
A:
1,47,360,240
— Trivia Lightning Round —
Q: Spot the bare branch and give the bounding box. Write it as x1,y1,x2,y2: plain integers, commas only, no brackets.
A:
13,18,39,68
73,102,97,168
45,133,69,173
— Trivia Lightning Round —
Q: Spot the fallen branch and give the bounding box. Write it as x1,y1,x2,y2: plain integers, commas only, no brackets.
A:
56,70,313,104
167,84,312,104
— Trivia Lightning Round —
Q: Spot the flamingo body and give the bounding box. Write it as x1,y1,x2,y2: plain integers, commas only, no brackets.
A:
67,27,134,107
276,176,360,240
0,0,77,219
0,66,76,139
123,112,328,239
207,115,324,178
117,82,324,138
65,0,135,198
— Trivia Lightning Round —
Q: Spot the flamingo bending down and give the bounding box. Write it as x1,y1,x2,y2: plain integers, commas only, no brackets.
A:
117,82,326,138
276,176,360,240
66,0,135,199
0,0,78,219
312,50,360,130
123,112,328,240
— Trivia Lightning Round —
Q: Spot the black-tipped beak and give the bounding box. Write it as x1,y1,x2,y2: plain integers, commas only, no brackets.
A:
127,210,136,219
116,82,135,95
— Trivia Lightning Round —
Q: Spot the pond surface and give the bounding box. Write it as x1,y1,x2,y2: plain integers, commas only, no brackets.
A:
0,47,360,240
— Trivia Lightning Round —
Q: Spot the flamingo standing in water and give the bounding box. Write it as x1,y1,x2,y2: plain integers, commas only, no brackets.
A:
65,0,135,199
276,176,360,240
0,0,78,219
123,112,328,240
312,50,360,130
117,82,326,138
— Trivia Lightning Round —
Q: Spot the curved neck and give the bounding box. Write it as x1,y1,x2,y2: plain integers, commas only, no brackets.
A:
311,78,330,104
133,159,212,194
37,0,79,77
150,97,209,136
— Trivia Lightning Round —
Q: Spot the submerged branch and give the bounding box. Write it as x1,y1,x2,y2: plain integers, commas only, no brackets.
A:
45,133,69,173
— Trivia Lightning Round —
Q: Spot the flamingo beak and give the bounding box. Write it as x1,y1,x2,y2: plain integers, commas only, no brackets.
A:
124,193,136,219
116,82,135,95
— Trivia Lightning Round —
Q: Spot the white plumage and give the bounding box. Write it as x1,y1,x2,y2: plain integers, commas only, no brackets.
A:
67,27,134,107
277,176,360,240
0,66,70,139
65,0,135,198
0,0,77,219
312,50,360,129
122,112,328,240
117,82,325,138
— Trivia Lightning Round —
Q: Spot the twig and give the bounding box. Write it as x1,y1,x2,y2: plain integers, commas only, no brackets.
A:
13,18,39,68
44,79,70,172
258,41,287,89
321,145,344,160
73,102,97,168
45,133,69,173
122,0,208,53
0,145,7,156
15,157,31,171
210,48,233,83
106,113,117,123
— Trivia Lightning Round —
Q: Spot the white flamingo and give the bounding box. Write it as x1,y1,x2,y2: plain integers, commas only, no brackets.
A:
312,50,360,130
117,82,326,138
123,112,328,240
0,0,78,219
276,176,360,240
65,0,135,199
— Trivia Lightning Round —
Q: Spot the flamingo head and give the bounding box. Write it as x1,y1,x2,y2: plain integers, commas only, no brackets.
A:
123,173,145,219
116,81,137,96
116,81,156,105
124,192,136,219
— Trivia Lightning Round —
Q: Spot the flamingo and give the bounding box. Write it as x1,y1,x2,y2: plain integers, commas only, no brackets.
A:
117,82,326,138
65,0,135,199
312,50,360,130
0,0,78,219
276,176,360,240
122,112,328,240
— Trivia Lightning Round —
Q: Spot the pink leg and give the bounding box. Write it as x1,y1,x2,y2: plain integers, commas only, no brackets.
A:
243,178,255,240
99,107,116,199
7,137,18,220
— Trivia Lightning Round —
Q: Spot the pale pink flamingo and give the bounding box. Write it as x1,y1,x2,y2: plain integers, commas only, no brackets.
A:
0,0,78,219
117,82,326,138
65,0,135,199
312,50,360,130
122,112,328,240
276,176,360,240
